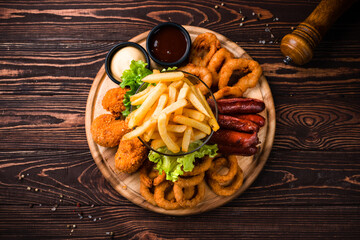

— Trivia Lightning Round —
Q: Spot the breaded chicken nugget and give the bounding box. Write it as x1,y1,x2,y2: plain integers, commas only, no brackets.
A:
91,114,130,147
102,87,128,118
115,138,148,173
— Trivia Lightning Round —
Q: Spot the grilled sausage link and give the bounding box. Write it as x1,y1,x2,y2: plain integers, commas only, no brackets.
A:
218,114,259,133
208,97,265,114
209,129,258,148
232,114,265,127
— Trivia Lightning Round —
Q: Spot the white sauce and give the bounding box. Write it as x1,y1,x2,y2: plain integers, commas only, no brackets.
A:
110,46,146,81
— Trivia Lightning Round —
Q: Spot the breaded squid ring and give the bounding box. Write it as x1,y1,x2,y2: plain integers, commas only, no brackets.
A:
140,181,157,206
190,32,221,67
206,156,238,184
165,186,195,201
175,172,205,188
154,181,181,210
213,86,244,100
179,63,213,95
207,166,244,196
207,48,234,85
174,181,205,208
140,161,166,188
218,58,262,92
182,156,214,177
153,171,166,186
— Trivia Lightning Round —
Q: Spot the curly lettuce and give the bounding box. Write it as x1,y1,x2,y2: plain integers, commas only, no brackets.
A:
148,140,218,182
119,60,152,117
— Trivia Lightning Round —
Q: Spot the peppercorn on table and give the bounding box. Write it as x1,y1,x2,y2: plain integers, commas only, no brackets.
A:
0,0,359,239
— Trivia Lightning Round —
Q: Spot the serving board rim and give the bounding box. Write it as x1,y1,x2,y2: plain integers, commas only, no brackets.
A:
85,26,276,216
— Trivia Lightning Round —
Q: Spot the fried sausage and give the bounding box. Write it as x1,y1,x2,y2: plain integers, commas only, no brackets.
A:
218,114,259,133
208,97,265,114
232,114,265,127
209,129,258,148
217,144,258,156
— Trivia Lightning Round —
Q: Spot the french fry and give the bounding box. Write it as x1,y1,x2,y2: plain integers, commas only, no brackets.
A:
169,80,183,89
131,87,154,105
194,87,220,131
168,85,177,106
158,113,180,153
128,83,167,128
173,115,211,135
174,83,189,115
161,98,188,115
153,69,161,74
177,82,190,100
130,85,154,102
122,119,155,140
192,130,207,141
143,123,157,141
187,91,210,118
183,108,205,122
151,94,169,120
151,138,165,150
150,131,161,139
142,71,184,83
167,124,187,133
182,126,193,152
143,102,157,122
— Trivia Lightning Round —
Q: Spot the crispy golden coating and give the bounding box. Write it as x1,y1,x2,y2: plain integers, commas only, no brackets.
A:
115,138,148,173
102,87,128,118
179,63,213,95
218,58,262,92
189,32,221,67
91,114,130,147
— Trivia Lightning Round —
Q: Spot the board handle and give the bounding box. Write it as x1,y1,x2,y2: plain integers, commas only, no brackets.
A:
280,0,356,65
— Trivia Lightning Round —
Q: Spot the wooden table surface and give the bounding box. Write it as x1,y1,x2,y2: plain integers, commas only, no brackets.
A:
1,0,359,239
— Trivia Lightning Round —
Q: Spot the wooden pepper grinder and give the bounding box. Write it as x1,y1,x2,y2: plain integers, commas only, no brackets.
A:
280,0,356,65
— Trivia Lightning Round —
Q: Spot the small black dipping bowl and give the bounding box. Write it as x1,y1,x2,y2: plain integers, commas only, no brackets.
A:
105,42,150,85
146,22,191,67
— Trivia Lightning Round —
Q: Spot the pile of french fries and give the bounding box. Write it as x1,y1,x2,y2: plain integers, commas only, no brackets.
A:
122,71,219,153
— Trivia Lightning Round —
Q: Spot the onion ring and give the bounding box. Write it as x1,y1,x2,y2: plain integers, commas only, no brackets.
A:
154,181,181,210
207,48,234,86
175,172,205,188
206,165,244,196
189,32,221,67
174,181,205,208
213,86,244,100
206,156,238,184
179,63,213,95
182,156,214,177
167,186,195,201
140,160,166,188
140,181,157,206
153,171,166,186
218,58,262,92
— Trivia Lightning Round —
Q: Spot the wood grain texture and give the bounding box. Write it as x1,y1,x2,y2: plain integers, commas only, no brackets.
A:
1,150,359,206
1,0,360,238
1,205,359,239
0,41,359,151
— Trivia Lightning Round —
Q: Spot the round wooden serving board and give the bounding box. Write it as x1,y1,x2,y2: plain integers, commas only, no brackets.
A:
85,26,276,216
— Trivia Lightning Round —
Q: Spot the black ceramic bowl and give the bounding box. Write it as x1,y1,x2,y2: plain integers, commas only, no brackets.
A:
146,22,191,67
105,42,150,85
131,71,218,157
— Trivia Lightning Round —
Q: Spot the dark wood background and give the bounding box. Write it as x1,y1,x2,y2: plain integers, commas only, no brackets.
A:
1,0,359,239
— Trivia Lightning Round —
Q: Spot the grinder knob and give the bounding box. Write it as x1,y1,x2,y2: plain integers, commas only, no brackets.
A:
280,0,356,65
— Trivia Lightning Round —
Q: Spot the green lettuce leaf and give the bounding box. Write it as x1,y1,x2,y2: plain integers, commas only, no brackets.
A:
119,60,152,117
148,140,218,182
